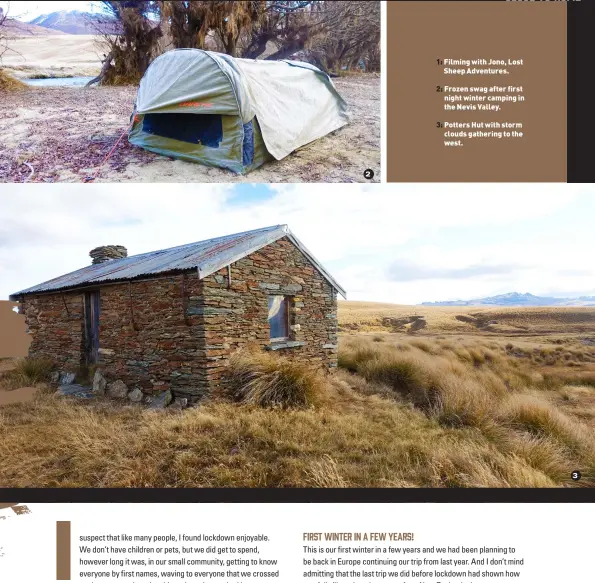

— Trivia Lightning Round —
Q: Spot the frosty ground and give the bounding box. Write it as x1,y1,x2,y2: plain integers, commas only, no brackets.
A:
0,74,380,183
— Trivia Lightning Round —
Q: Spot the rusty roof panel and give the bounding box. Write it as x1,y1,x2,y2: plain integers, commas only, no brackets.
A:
10,225,346,299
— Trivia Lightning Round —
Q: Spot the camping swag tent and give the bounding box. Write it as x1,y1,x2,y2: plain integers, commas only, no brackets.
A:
128,49,350,174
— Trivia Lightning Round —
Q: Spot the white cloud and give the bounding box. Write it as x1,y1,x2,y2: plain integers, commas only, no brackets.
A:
0,183,593,304
1,1,100,20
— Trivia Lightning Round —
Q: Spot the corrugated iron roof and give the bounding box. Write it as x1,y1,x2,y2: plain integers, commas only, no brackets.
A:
10,225,346,300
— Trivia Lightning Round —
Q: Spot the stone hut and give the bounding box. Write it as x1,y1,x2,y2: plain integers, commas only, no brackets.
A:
10,225,346,403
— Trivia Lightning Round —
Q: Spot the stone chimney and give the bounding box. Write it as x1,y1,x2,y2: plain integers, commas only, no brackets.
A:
90,245,128,264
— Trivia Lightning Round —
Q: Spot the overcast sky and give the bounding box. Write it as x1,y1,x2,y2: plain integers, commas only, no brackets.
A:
0,183,593,305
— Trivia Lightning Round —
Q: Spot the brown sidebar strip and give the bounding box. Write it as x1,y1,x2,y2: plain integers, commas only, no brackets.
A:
56,521,71,580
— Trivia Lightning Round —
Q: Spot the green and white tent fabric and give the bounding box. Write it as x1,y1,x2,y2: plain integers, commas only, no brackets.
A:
128,49,350,174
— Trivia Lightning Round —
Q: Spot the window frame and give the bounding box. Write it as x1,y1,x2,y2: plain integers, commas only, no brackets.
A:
267,295,291,342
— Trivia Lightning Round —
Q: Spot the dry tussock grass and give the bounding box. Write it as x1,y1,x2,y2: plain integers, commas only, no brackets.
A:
0,386,566,488
227,349,327,409
0,338,594,488
0,69,27,92
339,336,595,486
0,357,53,390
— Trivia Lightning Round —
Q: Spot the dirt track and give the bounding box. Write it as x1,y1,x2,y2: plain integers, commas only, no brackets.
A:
0,75,380,183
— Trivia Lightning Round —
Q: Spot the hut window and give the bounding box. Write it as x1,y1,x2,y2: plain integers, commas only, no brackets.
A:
268,296,289,341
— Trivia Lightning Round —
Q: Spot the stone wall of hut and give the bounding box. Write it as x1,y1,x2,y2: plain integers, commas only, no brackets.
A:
20,237,338,400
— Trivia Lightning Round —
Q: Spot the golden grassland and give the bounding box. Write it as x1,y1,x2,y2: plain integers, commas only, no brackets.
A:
0,303,594,488
338,300,595,335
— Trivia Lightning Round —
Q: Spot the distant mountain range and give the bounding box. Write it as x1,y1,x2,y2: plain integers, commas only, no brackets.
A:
28,10,118,35
3,17,64,36
421,292,595,307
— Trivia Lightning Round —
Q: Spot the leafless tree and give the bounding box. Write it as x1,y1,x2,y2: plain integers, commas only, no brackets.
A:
305,1,380,73
0,2,26,90
241,1,379,71
88,0,380,84
0,4,12,62
241,1,314,60
161,1,262,57
159,1,321,62
88,0,163,86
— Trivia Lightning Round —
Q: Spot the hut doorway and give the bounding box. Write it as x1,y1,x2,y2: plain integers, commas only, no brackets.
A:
84,291,100,364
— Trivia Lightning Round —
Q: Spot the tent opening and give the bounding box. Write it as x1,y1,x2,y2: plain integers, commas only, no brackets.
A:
142,113,223,148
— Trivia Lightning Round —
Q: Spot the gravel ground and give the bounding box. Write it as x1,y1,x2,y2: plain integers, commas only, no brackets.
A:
0,74,380,183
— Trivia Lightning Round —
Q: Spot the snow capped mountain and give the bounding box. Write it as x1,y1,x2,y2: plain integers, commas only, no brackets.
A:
421,292,595,307
29,10,116,35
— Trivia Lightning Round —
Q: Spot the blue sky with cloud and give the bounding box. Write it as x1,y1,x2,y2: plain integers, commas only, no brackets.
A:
0,183,593,305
